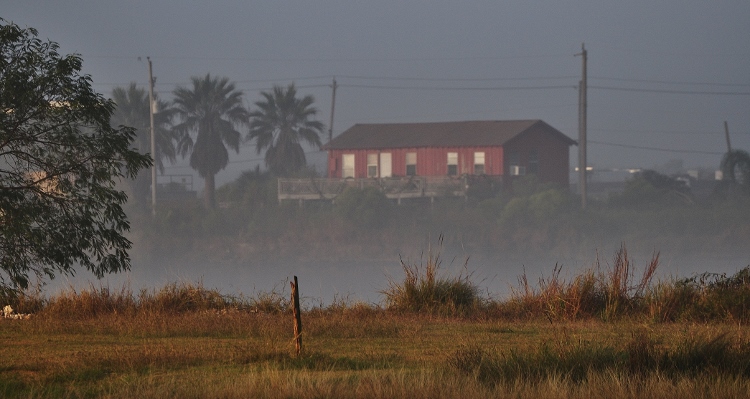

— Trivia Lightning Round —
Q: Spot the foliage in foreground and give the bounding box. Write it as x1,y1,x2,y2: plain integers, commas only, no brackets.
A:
0,248,749,398
503,246,659,321
0,20,151,290
381,237,481,315
2,245,749,324
448,330,750,387
1,288,750,398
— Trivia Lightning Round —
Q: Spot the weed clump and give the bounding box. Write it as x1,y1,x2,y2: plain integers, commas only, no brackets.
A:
141,282,234,314
448,330,750,386
34,282,251,319
382,237,481,315
504,246,659,321
648,266,750,322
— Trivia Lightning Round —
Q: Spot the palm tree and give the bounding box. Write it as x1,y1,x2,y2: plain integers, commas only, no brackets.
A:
111,83,177,207
721,149,750,187
247,84,324,176
171,74,248,209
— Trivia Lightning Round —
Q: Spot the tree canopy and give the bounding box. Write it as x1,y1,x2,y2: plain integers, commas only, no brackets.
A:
111,83,177,207
0,20,151,289
172,74,247,208
247,84,324,176
721,149,750,188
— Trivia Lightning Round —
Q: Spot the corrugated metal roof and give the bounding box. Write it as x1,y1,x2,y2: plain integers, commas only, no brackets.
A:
324,119,575,150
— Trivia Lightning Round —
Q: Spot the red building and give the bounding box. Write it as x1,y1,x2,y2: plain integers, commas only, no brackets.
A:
324,120,576,187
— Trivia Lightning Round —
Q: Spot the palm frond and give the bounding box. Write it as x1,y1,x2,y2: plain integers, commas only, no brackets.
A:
246,83,325,176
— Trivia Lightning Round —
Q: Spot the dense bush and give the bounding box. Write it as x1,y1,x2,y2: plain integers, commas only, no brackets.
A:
126,169,750,262
650,266,750,322
216,168,278,207
382,238,482,315
334,186,392,228
609,169,693,207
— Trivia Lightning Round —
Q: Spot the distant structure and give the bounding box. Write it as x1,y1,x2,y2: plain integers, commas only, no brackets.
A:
278,120,576,204
324,120,576,187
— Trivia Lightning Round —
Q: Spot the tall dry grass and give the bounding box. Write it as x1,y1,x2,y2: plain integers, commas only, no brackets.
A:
0,246,746,325
381,236,482,315
447,329,750,387
502,246,661,321
647,265,750,322
1,269,750,398
68,368,750,399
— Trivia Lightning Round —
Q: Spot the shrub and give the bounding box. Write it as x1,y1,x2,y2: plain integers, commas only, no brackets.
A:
649,266,750,322
609,169,693,207
507,246,659,321
447,329,750,386
381,237,481,315
334,186,392,228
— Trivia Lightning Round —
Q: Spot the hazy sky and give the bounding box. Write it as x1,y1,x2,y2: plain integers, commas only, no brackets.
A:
4,1,750,187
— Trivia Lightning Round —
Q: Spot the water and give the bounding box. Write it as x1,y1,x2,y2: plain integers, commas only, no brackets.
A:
45,245,749,307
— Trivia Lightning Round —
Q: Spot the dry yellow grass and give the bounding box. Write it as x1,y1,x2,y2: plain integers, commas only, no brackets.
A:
1,249,748,399
1,304,749,398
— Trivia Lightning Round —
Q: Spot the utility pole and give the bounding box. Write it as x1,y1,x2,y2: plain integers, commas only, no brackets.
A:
328,77,338,144
575,44,588,209
147,57,157,217
724,121,732,153
327,77,337,178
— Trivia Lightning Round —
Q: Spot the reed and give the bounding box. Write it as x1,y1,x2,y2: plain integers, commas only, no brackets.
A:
381,237,481,315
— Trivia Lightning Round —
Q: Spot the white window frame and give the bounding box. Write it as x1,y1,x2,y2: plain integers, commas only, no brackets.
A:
447,152,458,176
342,154,355,178
405,152,417,176
379,153,392,178
474,152,485,175
367,153,378,178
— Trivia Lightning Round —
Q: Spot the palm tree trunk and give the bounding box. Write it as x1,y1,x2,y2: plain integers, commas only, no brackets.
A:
204,173,216,209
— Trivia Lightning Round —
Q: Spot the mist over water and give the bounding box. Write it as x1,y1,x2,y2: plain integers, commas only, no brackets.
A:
47,238,749,306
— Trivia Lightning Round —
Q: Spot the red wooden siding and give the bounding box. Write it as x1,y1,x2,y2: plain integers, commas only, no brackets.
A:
328,147,504,178
325,120,574,186
502,127,570,186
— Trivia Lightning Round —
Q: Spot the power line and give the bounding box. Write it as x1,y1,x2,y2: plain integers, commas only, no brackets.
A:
162,149,326,169
589,140,724,155
115,82,750,96
335,75,578,82
591,76,750,88
83,53,573,62
340,84,575,91
592,127,750,136
93,73,750,95
590,85,750,96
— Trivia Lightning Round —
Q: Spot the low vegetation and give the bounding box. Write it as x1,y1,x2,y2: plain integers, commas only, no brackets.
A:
382,236,481,315
1,247,749,397
133,171,750,264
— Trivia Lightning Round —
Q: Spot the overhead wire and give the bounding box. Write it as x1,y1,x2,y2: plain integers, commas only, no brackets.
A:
591,76,750,88
96,69,746,170
588,140,724,155
589,85,750,96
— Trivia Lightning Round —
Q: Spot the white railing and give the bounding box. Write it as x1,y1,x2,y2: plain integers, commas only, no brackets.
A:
277,176,468,202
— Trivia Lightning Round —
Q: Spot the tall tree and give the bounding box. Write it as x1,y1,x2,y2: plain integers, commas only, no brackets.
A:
0,20,150,289
111,83,177,207
171,74,248,209
247,84,324,176
721,149,750,187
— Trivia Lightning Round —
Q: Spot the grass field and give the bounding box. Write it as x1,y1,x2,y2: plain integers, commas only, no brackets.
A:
1,247,749,398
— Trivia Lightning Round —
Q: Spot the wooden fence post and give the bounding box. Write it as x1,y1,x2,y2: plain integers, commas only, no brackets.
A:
290,276,302,356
